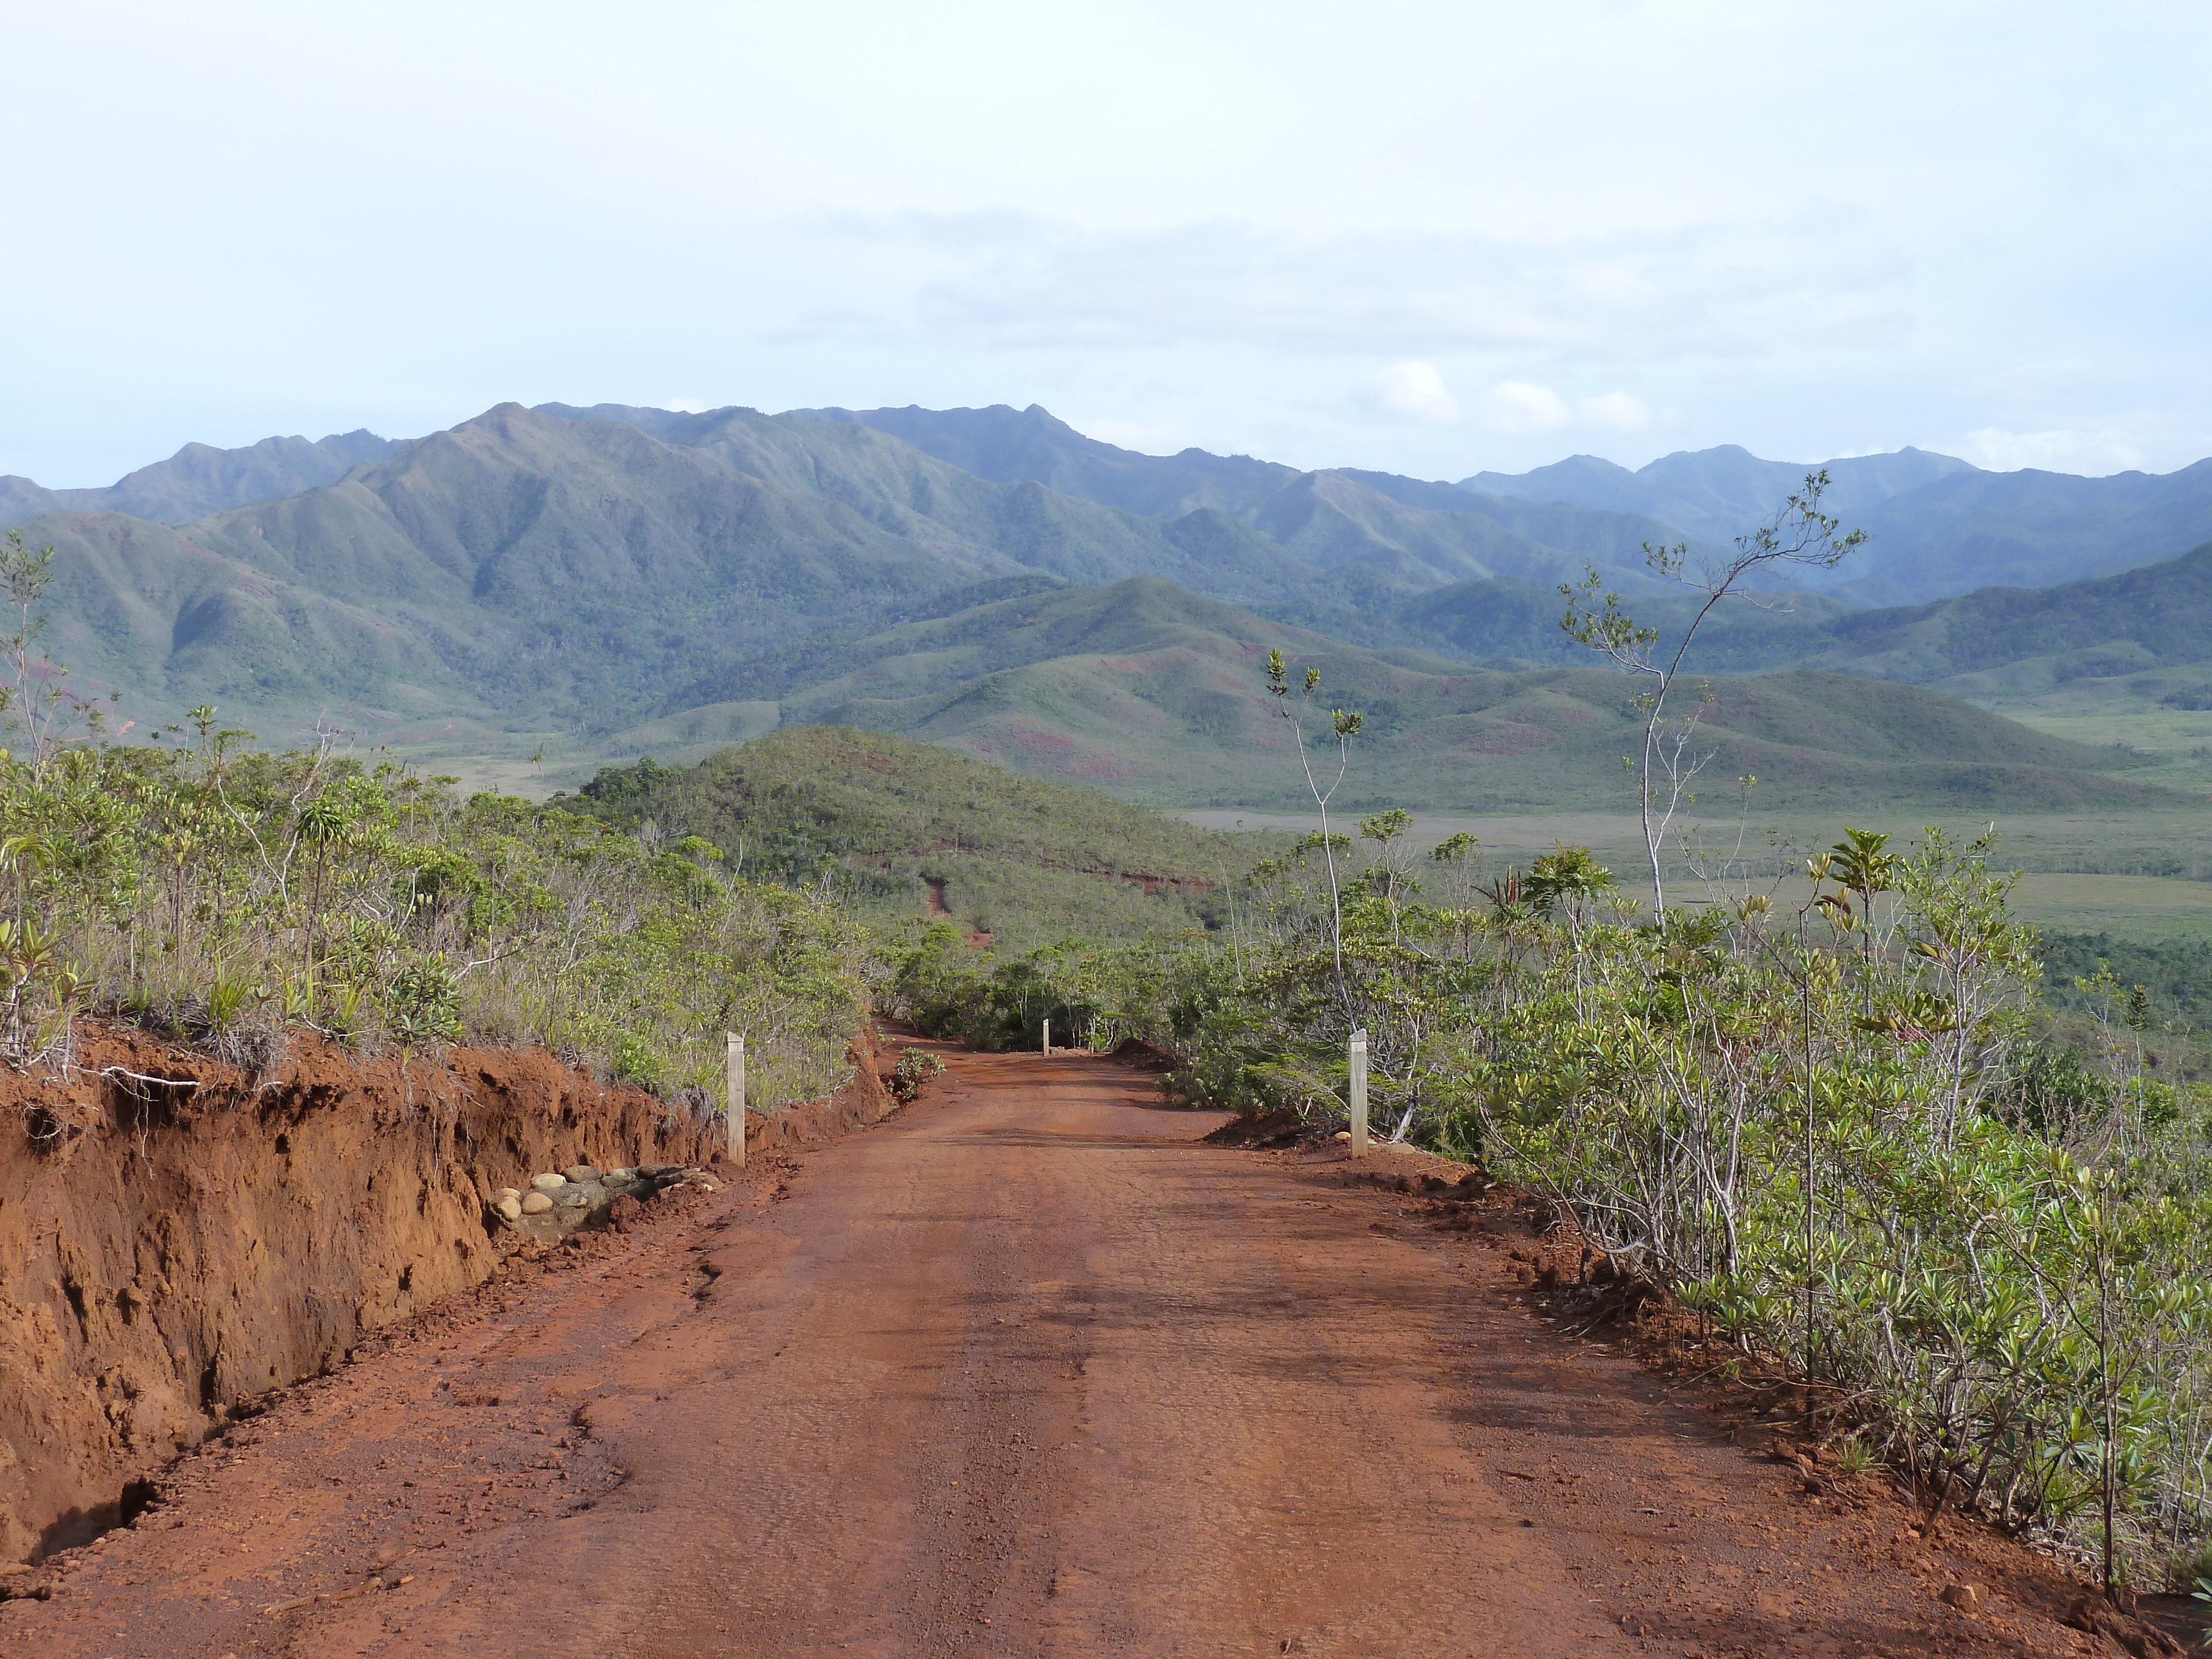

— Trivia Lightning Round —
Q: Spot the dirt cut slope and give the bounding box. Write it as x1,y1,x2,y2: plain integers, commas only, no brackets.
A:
0,1024,894,1567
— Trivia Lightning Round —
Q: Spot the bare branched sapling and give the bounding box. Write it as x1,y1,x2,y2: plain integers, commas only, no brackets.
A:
0,529,116,771
1264,648,1362,1004
1560,471,1865,922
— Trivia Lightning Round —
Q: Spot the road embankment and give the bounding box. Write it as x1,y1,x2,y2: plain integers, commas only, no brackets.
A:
0,1021,896,1566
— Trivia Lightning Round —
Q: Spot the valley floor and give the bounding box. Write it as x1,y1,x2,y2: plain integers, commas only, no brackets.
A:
2,1048,2182,1656
1185,808,2212,945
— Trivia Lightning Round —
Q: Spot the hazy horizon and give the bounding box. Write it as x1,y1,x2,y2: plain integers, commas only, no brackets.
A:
11,2,2210,486
20,399,2212,498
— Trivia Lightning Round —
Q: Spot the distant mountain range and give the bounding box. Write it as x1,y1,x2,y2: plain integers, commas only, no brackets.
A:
0,430,396,528
4,400,2209,806
17,400,1699,743
772,404,2212,607
1467,444,2212,604
1464,446,1979,541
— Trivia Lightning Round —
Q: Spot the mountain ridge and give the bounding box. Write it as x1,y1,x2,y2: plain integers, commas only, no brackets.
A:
1463,443,2212,604
6,398,2209,803
0,430,397,530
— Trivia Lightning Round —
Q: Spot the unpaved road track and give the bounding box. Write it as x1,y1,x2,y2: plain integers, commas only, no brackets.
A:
6,1049,2128,1656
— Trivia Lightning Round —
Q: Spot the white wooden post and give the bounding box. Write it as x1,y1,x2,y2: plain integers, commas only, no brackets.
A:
726,1032,745,1168
1349,1028,1369,1157
1042,1017,1051,1057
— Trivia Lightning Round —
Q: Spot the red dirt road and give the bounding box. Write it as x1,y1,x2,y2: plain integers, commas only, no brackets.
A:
3,1048,2133,1656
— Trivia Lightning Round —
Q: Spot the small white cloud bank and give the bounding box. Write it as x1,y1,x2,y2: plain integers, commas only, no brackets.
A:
1481,380,1573,434
1372,361,1462,424
1455,380,1652,437
1579,390,1652,431
1954,426,2148,475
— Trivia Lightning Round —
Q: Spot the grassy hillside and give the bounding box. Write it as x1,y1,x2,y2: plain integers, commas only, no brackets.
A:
729,576,2187,815
18,405,1041,736
561,726,1261,951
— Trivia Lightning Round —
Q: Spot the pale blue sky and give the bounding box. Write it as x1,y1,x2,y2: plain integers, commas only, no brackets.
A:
7,1,2209,484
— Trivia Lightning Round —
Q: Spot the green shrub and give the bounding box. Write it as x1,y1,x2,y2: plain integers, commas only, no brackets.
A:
0,736,880,1109
889,1046,944,1102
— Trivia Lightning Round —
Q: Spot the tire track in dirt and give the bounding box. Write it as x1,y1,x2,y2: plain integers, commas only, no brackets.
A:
1,1045,2138,1656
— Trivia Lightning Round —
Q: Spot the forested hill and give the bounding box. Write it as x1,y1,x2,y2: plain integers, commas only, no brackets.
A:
1391,540,2212,702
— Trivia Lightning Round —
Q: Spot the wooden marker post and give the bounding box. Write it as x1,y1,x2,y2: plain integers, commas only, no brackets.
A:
1349,1028,1369,1157
1042,1017,1051,1057
726,1032,745,1168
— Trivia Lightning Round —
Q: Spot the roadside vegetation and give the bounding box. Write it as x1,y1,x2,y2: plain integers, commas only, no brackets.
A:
0,725,874,1108
882,488,2212,1602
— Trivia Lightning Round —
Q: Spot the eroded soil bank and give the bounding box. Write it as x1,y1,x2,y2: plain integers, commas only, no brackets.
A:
0,1023,894,1565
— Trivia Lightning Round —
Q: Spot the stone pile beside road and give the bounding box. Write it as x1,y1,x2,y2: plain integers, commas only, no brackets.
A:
484,1162,724,1241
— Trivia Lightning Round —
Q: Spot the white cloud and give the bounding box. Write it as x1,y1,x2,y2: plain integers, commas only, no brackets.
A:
9,4,2212,484
1579,391,1652,431
1954,426,2149,475
775,212,1911,363
1371,361,1460,424
665,398,709,414
1481,380,1573,434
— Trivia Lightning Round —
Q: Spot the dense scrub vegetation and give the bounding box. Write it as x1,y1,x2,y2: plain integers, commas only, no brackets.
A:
891,805,2212,1588
0,719,875,1111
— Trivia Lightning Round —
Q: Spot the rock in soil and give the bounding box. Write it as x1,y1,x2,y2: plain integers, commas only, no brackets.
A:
495,1165,721,1243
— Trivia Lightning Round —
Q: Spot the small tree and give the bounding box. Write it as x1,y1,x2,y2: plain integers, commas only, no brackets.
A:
1358,808,1415,946
0,529,117,771
1561,471,1865,922
1265,649,1362,1006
